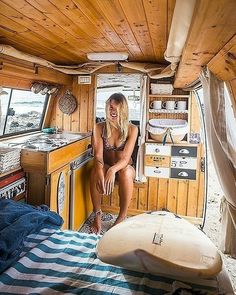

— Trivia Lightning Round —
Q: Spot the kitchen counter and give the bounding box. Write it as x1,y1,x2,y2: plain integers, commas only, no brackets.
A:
0,131,91,152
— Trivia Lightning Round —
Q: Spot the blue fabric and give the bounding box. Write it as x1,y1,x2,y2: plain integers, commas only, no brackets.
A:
0,199,63,273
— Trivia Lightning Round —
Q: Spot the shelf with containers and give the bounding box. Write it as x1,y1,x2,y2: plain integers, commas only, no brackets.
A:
146,83,191,143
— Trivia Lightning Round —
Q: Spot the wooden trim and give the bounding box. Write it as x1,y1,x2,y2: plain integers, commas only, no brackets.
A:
47,137,91,173
0,167,22,178
149,94,190,98
0,56,72,86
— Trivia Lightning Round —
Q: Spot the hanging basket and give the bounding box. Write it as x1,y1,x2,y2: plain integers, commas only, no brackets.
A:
58,90,77,115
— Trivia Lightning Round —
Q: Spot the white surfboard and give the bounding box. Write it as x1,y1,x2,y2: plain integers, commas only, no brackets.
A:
96,211,222,278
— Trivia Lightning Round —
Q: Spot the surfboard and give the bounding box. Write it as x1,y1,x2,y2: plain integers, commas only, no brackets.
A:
96,211,222,278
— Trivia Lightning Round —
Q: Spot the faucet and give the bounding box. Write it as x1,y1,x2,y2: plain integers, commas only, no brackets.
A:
54,126,60,134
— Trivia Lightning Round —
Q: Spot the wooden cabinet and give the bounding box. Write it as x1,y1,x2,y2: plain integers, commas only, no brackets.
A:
145,143,198,180
21,136,92,229
143,81,206,224
70,157,93,230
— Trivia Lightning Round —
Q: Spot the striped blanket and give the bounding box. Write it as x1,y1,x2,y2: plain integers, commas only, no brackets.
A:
0,229,220,294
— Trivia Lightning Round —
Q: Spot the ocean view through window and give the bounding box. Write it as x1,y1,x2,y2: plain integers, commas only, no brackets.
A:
0,88,48,137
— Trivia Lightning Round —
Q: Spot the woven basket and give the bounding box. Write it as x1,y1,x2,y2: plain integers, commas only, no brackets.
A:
58,90,77,115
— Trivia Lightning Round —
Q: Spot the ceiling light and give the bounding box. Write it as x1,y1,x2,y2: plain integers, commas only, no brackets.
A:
87,52,128,61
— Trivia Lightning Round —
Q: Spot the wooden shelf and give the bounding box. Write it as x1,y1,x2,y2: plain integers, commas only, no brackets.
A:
145,138,188,144
149,109,188,114
149,94,190,98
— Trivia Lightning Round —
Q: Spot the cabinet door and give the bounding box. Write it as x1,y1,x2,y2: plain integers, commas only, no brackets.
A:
50,164,70,230
70,159,93,231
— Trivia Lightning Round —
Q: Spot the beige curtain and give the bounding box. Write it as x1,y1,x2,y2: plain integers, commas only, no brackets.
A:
135,75,147,182
200,69,236,258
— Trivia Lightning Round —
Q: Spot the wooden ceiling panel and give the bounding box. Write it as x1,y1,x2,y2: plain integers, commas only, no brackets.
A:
118,0,155,61
49,0,116,51
0,14,78,63
208,35,236,81
174,0,236,88
143,0,169,62
91,0,143,59
26,0,99,51
1,0,88,63
0,0,175,65
72,0,127,51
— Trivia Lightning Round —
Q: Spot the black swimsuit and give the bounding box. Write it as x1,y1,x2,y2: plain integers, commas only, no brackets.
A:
102,124,126,151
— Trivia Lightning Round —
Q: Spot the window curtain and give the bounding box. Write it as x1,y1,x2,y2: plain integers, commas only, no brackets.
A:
200,68,236,258
135,75,147,182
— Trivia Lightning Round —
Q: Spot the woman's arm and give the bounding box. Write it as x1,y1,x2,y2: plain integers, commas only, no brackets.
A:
112,124,138,172
92,123,105,194
104,124,138,194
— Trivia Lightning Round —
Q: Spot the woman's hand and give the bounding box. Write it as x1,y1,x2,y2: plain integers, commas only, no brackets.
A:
95,168,105,195
104,167,116,195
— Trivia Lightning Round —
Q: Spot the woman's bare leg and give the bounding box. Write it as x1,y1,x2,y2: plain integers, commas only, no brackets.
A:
90,164,109,234
114,165,135,226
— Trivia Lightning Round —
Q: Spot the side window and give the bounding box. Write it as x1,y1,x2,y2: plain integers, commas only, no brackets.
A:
0,88,48,137
96,74,141,124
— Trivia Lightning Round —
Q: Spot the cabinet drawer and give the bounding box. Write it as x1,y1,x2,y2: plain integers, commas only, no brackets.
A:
171,157,197,169
170,168,196,180
145,155,170,167
145,143,171,156
171,146,197,157
144,166,170,178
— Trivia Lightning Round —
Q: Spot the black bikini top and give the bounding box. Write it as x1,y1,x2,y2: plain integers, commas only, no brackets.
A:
102,124,127,151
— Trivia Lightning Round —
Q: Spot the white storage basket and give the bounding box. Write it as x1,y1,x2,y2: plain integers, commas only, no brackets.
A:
0,147,21,173
147,119,189,143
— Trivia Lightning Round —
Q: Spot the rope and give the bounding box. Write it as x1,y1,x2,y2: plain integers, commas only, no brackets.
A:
162,127,174,145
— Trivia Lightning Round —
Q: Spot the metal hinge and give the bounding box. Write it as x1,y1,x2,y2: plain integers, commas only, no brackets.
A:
200,157,205,172
45,175,51,186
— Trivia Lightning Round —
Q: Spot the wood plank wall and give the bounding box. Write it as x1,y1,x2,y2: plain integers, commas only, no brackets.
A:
49,76,96,132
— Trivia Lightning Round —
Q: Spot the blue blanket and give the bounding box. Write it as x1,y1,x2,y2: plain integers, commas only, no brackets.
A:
0,199,63,273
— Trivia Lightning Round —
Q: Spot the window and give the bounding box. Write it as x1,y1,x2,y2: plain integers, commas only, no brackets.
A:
0,88,48,137
96,74,141,122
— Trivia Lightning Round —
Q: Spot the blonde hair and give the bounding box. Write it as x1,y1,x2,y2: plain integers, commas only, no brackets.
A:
105,93,129,141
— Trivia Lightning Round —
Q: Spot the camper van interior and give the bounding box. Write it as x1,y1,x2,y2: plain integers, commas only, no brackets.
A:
0,0,235,293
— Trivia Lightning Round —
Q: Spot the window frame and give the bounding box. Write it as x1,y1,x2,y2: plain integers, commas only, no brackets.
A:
0,87,49,139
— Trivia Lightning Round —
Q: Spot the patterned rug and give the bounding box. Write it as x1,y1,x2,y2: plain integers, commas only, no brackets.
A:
79,212,118,235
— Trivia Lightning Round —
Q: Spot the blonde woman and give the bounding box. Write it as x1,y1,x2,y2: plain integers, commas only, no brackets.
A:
90,93,138,234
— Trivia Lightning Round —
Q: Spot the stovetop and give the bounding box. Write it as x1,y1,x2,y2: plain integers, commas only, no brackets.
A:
5,132,89,152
